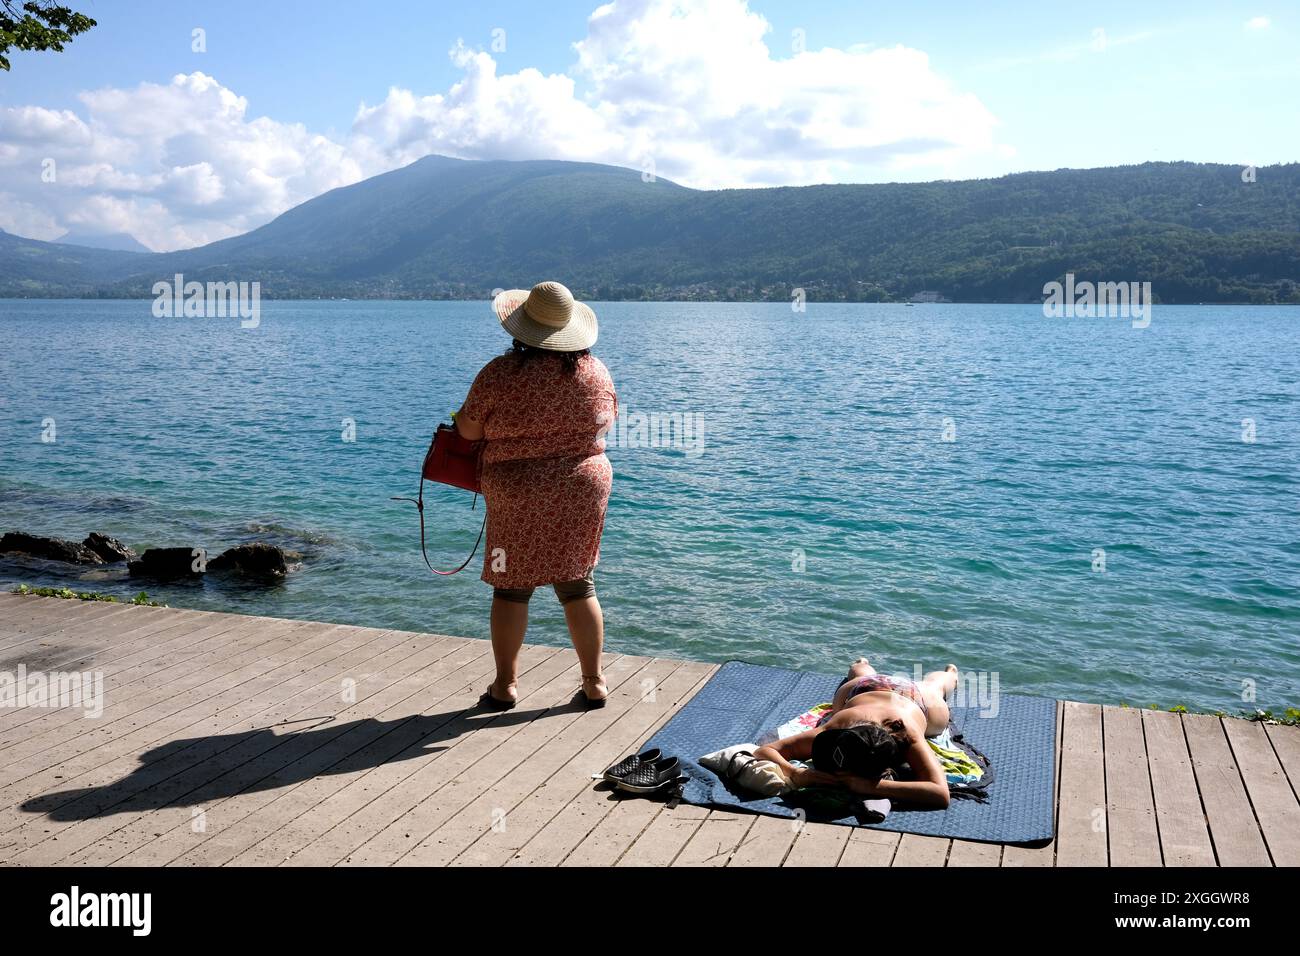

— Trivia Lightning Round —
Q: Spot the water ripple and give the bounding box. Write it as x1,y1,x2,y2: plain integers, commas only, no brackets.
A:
1,300,1298,712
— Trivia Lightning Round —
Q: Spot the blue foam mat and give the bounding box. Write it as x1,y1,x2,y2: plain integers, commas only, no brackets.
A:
643,661,1056,844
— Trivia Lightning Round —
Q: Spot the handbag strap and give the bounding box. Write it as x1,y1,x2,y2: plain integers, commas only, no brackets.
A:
391,477,486,576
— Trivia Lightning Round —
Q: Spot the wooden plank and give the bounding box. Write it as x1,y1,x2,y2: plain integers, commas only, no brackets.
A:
215,643,511,866
890,833,949,866
116,641,553,868
258,657,668,869
248,655,644,868
616,803,709,866
0,607,318,742
0,599,152,653
34,629,464,863
0,598,208,655
1055,701,1107,866
0,608,273,740
1141,709,1215,866
729,812,799,867
783,819,850,866
562,797,664,867
445,660,716,867
0,608,213,681
0,593,118,629
10,597,1249,868
0,618,345,791
331,654,609,866
36,627,437,837
504,782,636,867
1102,705,1161,866
60,608,316,684
2,613,397,750
947,839,1002,866
0,620,358,840
0,616,335,851
397,654,656,866
0,621,397,861
1003,699,1063,867
276,646,576,866
0,613,326,773
506,651,693,875
671,811,753,867
4,604,227,678
96,638,505,866
838,827,900,867
0,597,141,638
6,598,205,642
1182,713,1270,866
0,604,144,730
1264,723,1300,796
1223,718,1300,866
494,663,717,867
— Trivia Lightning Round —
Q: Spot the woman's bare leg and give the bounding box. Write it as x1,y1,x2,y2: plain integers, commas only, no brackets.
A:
846,658,876,681
488,596,528,703
562,595,606,701
921,664,958,699
920,664,958,735
832,658,877,710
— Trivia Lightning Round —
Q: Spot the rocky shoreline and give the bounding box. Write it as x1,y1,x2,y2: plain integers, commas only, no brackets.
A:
0,531,295,581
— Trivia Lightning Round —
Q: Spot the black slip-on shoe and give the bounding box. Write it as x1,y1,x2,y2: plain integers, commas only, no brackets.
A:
613,756,683,794
601,748,663,782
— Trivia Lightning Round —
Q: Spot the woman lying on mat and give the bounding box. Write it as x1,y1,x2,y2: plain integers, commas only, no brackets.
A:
753,659,959,809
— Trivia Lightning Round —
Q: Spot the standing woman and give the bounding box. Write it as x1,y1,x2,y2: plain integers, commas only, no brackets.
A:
455,281,617,710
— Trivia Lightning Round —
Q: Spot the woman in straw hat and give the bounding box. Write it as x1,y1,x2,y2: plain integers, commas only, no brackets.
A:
456,281,618,710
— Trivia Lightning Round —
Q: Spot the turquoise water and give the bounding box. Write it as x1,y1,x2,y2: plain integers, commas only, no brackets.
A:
1,299,1298,712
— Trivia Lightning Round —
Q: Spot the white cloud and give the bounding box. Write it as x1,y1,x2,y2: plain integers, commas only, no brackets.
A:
351,42,622,168
0,72,368,250
356,0,1001,188
1245,16,1271,30
0,0,1003,251
0,106,93,145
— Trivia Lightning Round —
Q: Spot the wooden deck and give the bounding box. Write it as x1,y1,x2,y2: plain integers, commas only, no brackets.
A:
0,592,1295,867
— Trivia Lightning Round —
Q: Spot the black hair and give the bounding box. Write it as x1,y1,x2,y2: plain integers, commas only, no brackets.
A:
812,721,908,779
506,338,590,375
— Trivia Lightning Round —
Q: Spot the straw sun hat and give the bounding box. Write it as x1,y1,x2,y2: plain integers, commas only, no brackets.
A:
492,281,598,352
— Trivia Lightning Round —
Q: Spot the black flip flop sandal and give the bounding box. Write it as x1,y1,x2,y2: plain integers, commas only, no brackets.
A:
602,748,663,782
478,685,516,711
581,675,608,710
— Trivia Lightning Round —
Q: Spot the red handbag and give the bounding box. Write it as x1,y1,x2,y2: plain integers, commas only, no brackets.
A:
423,422,484,493
392,423,486,575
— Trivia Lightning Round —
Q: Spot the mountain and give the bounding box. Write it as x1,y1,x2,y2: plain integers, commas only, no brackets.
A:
55,229,153,254
2,156,1299,303
0,228,149,296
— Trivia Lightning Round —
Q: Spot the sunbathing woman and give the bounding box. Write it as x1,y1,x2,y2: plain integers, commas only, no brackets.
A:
752,659,959,809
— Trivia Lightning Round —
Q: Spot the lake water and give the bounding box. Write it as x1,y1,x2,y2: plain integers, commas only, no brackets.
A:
1,299,1298,713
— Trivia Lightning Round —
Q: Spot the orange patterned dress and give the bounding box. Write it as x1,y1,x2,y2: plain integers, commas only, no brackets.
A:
460,352,618,589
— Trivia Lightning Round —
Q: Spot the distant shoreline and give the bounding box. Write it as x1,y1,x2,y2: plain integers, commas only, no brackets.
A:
7,160,1298,306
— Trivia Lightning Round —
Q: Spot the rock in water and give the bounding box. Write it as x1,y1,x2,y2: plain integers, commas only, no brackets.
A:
0,531,104,564
208,542,289,577
128,547,203,579
83,532,136,562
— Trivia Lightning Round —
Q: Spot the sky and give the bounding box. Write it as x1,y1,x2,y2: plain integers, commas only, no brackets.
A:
1,0,1296,251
